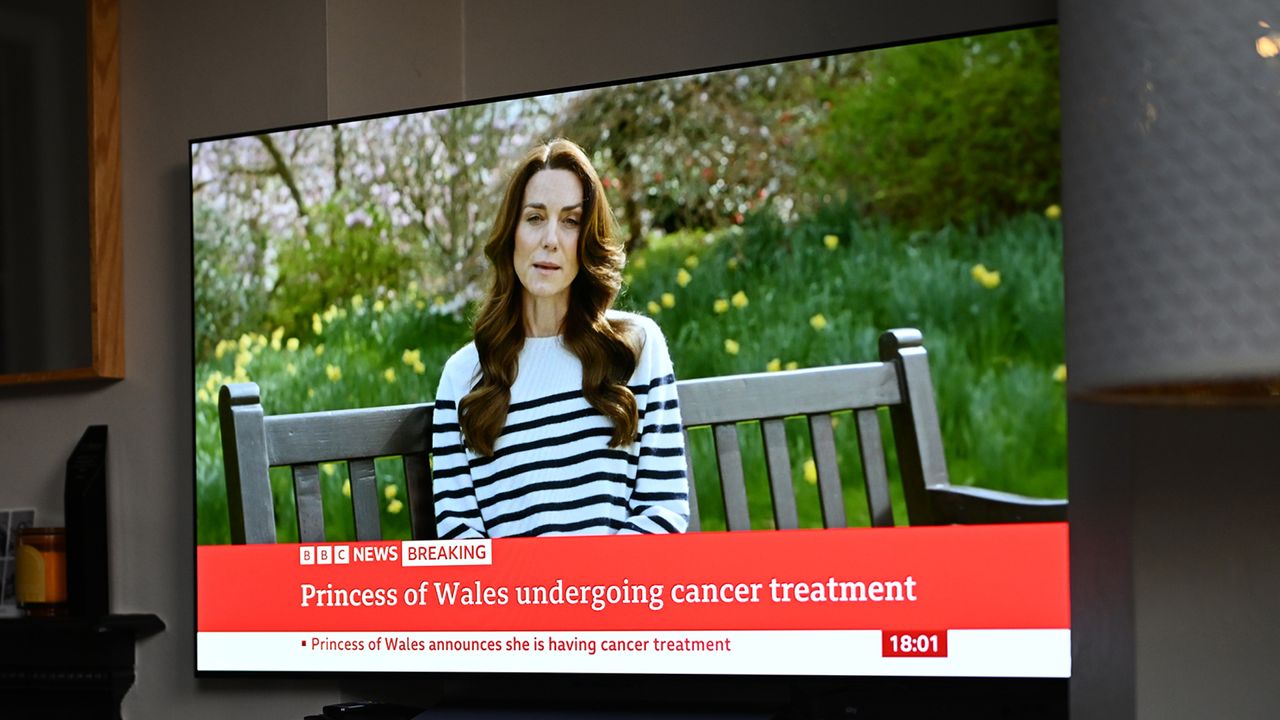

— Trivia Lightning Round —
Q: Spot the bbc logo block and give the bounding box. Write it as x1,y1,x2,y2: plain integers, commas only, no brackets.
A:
299,544,351,565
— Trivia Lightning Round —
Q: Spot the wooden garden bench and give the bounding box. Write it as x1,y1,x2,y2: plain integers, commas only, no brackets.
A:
217,328,1065,543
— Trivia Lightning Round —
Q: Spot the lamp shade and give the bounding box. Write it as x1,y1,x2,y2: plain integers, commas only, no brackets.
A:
1061,0,1280,401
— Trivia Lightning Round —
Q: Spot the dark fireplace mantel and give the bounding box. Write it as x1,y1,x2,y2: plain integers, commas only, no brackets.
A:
0,613,163,718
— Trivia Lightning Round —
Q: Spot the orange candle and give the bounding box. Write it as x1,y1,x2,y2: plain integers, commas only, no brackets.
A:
15,527,67,616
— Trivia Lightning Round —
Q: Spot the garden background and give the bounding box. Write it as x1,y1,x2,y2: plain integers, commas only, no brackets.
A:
193,26,1063,544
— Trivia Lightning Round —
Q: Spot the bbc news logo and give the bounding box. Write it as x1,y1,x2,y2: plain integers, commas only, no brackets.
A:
298,545,350,565
298,541,489,566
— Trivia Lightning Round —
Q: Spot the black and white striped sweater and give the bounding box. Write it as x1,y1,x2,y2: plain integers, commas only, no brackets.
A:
431,312,690,538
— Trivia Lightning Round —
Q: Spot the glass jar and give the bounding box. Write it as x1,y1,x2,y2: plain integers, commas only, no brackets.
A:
15,527,67,617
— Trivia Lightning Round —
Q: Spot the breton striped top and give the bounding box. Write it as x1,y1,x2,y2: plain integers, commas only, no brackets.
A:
431,311,690,539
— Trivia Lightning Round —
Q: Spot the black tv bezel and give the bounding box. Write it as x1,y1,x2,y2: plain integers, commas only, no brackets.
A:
188,11,1066,713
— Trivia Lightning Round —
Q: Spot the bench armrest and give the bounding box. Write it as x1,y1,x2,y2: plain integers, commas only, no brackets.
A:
927,485,1068,525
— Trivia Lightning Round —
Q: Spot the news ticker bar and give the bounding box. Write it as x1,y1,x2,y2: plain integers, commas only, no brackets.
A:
197,629,1070,677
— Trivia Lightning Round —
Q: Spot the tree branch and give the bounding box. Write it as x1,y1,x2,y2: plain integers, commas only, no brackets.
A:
256,134,312,232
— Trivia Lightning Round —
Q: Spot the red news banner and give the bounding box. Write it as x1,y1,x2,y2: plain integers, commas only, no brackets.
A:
198,524,1068,634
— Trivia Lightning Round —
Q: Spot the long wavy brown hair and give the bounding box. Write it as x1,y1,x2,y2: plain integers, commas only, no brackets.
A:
459,139,639,457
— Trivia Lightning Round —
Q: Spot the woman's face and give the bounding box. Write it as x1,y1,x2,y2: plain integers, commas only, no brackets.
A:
513,168,583,305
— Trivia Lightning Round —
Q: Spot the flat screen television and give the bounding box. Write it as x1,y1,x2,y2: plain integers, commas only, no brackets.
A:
191,16,1068,715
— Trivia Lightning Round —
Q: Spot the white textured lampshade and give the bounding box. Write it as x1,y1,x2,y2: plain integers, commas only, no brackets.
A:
1061,0,1280,401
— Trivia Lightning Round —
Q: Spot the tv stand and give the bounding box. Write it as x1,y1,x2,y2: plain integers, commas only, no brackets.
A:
0,613,164,718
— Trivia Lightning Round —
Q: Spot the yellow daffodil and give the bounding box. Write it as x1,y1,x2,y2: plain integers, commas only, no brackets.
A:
1053,364,1067,383
785,361,799,371
823,234,839,250
286,337,299,352
373,299,385,313
351,294,364,310
766,358,782,372
809,313,828,331
235,350,253,368
676,268,692,287
323,305,339,323
724,339,740,355
731,290,748,309
271,326,285,350
971,263,1001,289
413,360,426,375
384,484,398,500
196,388,210,404
387,498,404,514
713,298,730,314
383,367,397,383
402,349,421,366
322,463,336,477
803,458,817,484
341,478,351,497
215,340,229,360
325,364,342,382
647,300,661,315
238,333,252,352
315,343,325,356
286,363,297,376
312,313,323,335
1045,204,1062,220
254,333,268,350
661,293,676,308
684,254,699,269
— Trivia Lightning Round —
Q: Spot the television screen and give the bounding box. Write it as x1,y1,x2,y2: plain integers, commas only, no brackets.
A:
192,23,1067,681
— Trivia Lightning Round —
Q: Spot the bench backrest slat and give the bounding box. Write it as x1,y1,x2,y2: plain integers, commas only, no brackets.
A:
681,427,701,532
855,409,894,527
292,463,325,542
713,423,752,531
349,458,382,541
760,419,798,530
403,451,436,540
809,413,847,529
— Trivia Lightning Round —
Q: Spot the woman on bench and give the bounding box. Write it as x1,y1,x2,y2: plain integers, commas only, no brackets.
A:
431,139,690,539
